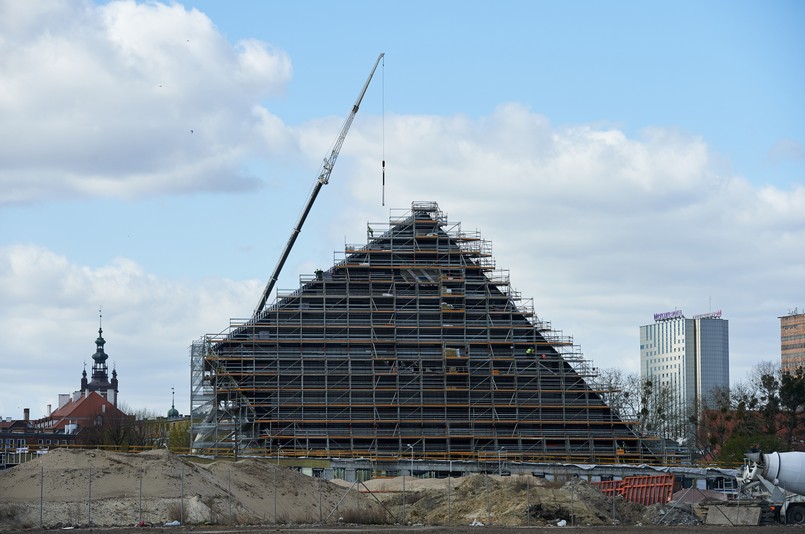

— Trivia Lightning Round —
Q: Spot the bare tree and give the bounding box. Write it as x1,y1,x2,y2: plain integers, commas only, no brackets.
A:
78,405,168,449
745,361,782,435
692,384,732,456
592,368,686,438
638,378,684,437
780,368,805,449
590,367,641,420
167,419,191,452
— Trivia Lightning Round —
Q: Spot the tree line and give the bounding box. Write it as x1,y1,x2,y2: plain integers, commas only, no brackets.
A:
78,405,191,452
592,361,805,465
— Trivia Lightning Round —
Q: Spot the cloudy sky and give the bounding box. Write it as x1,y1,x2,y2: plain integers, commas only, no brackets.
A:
1,1,803,419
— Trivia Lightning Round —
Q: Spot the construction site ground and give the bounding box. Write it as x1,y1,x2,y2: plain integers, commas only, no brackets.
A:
0,449,794,532
0,527,803,534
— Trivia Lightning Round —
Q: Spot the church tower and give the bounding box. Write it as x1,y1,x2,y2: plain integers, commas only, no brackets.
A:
80,311,118,406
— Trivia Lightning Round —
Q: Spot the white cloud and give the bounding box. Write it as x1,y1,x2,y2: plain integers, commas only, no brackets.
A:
1,101,803,417
768,138,805,164
0,0,294,205
0,244,259,418
337,104,805,381
0,3,802,420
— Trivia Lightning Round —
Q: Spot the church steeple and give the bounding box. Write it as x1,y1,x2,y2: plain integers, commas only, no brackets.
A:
92,310,108,367
80,309,118,405
167,386,180,418
80,363,88,392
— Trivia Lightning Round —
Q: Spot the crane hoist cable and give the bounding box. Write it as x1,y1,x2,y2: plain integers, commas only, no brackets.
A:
381,53,386,206
253,53,385,318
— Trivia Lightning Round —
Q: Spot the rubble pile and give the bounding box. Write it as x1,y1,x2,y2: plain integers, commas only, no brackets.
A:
353,474,702,527
643,501,702,526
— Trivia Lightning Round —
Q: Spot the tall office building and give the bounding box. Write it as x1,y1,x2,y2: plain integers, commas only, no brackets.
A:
781,310,805,374
639,310,729,439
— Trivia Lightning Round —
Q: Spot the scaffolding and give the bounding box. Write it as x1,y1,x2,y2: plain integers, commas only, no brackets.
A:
191,201,680,463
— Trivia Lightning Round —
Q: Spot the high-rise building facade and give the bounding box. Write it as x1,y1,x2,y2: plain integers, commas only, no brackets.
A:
639,310,729,438
781,310,805,374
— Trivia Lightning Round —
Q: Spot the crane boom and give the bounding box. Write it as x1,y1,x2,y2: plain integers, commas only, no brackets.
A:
253,53,385,318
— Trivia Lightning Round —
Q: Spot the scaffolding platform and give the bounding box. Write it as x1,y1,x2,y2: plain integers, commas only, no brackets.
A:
191,201,681,464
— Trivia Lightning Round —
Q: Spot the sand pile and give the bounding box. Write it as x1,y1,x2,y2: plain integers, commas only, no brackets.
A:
0,449,368,530
0,451,704,529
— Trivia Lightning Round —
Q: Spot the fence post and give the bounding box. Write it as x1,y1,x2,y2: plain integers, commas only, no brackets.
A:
87,464,92,527
571,479,575,527
180,464,184,524
485,473,490,525
611,473,617,524
402,466,406,525
447,473,452,527
39,464,43,529
526,475,530,526
138,468,143,524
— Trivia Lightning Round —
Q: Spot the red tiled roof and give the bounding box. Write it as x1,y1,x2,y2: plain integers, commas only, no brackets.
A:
0,419,28,431
35,392,126,431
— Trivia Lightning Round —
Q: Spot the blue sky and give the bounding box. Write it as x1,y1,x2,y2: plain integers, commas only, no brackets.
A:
0,0,803,418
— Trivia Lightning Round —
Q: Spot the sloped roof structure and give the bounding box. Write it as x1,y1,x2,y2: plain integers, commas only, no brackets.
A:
33,391,126,433
192,202,670,463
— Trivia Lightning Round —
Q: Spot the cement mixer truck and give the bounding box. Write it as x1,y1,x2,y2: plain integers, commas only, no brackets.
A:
737,451,805,524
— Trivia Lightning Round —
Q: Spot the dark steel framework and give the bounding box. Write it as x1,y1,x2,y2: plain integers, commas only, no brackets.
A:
191,202,674,463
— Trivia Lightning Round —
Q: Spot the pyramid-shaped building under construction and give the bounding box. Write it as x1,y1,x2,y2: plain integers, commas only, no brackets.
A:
192,202,671,464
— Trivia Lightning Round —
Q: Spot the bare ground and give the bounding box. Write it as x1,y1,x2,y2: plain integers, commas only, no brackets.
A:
0,526,800,534
0,449,788,532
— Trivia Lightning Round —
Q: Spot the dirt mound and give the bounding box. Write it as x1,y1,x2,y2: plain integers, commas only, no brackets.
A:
366,474,619,526
0,449,366,530
0,453,706,530
352,474,702,527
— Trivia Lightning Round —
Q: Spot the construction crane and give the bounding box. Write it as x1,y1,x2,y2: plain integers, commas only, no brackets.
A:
253,53,385,318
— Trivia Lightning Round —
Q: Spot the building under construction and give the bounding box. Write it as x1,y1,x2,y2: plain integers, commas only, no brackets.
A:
191,201,677,464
